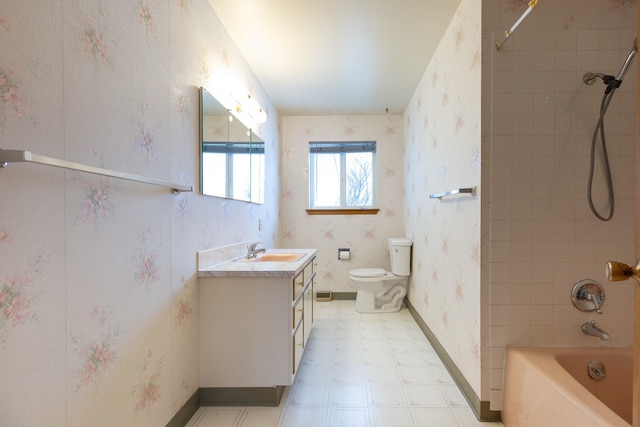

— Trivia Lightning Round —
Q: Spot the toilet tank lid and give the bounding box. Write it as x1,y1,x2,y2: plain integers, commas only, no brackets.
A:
351,268,386,277
388,237,412,246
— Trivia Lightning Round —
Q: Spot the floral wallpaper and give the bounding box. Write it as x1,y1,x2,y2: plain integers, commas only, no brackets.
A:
0,0,279,425
280,115,405,292
404,0,483,398
2,0,636,422
402,0,638,413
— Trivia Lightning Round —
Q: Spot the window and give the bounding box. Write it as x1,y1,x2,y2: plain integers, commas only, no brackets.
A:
202,142,264,202
309,141,376,209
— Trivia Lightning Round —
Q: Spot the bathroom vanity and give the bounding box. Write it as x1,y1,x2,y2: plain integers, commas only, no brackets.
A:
197,248,317,406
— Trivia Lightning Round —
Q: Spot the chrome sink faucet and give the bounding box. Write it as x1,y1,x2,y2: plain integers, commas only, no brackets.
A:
582,320,611,341
246,242,266,258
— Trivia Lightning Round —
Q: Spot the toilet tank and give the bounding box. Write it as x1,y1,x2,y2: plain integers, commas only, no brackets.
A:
388,238,412,276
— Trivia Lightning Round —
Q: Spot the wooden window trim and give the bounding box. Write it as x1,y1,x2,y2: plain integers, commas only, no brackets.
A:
306,208,380,215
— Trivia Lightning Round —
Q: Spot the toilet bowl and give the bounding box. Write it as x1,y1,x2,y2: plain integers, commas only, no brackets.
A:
350,238,412,313
350,268,408,313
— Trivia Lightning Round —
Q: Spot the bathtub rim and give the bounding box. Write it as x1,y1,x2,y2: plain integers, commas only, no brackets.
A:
502,346,632,427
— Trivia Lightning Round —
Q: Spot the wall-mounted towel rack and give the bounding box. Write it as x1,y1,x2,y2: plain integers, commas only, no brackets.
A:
0,149,192,194
429,186,477,200
495,0,538,50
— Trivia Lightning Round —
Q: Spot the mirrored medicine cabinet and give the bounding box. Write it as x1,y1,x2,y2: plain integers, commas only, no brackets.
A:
200,87,265,204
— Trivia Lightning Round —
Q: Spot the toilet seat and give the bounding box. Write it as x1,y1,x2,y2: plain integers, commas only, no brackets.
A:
350,268,386,278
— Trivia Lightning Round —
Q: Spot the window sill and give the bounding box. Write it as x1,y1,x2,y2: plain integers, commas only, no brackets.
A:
306,208,380,215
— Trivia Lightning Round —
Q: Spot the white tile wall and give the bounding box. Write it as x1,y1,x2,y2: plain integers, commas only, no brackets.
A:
488,25,637,411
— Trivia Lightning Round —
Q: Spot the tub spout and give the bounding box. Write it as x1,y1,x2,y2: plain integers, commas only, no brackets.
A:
582,320,611,341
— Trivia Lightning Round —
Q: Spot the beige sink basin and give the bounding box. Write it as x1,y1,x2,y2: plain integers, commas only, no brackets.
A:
235,253,305,262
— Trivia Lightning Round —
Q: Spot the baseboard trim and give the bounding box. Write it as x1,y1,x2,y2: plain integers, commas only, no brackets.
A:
199,386,285,407
165,389,199,427
329,291,357,300
405,299,501,422
168,296,501,426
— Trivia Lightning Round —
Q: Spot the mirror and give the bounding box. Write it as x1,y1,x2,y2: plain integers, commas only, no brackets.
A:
200,87,265,203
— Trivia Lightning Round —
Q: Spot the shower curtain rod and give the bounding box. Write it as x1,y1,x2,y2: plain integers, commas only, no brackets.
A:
0,149,192,194
495,0,539,50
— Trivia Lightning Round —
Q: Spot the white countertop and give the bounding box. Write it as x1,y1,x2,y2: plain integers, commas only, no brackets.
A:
197,248,317,278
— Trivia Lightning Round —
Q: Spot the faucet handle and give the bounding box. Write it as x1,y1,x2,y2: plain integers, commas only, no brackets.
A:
606,259,640,284
571,280,605,314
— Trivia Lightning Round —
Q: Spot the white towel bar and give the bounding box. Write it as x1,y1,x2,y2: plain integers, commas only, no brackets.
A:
429,187,477,200
0,149,192,194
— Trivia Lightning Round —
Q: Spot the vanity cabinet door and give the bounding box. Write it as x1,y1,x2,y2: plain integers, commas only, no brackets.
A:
303,278,313,344
292,256,317,377
293,292,303,329
292,322,304,375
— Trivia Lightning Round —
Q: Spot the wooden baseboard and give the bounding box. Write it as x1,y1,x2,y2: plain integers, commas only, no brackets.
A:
168,296,501,426
199,386,285,407
405,299,502,422
165,389,199,427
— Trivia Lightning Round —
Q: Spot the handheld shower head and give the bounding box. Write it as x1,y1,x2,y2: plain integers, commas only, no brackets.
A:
583,37,638,93
614,36,638,82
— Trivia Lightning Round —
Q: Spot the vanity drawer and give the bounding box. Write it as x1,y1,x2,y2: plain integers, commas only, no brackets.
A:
303,261,314,284
293,257,315,300
292,271,305,301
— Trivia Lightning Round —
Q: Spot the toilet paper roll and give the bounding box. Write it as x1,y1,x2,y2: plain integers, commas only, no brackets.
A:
339,250,350,260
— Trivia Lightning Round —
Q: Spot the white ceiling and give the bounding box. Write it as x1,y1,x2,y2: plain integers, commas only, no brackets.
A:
208,0,461,116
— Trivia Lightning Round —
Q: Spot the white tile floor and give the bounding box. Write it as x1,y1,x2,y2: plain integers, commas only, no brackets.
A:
186,300,504,427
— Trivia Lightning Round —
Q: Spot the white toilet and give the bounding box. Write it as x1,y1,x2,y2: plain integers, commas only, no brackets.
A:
350,238,412,313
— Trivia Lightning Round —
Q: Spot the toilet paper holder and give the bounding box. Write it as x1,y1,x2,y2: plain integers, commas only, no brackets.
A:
338,248,350,261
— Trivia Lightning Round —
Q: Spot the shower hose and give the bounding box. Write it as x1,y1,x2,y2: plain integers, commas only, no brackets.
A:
587,87,617,221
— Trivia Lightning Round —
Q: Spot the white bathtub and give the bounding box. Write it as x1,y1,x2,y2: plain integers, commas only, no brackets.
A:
502,346,632,426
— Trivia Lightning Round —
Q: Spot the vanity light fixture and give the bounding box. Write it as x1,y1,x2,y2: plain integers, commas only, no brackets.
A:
207,73,267,128
230,93,267,128
244,94,267,124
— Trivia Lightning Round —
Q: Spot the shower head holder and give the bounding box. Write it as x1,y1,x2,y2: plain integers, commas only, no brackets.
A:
582,72,621,93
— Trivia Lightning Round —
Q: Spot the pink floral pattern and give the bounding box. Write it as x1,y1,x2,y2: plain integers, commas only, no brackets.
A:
73,306,120,390
173,283,193,328
132,349,164,412
174,298,192,328
0,273,34,342
607,0,637,10
175,91,189,117
199,48,210,81
176,196,191,220
137,2,154,36
78,183,113,221
0,66,25,120
505,0,530,13
133,228,160,286
0,12,10,31
0,229,13,243
177,0,191,16
135,128,156,158
80,26,108,64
